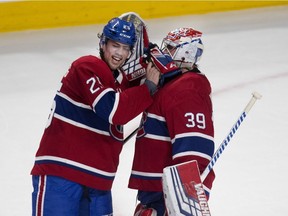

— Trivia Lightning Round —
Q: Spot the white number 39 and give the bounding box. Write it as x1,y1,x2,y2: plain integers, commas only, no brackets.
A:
185,112,206,129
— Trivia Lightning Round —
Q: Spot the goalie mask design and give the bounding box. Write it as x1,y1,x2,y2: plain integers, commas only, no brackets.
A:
99,17,137,49
161,27,204,70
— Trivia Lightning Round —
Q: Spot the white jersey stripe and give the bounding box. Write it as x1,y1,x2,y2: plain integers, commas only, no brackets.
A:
57,92,91,109
109,92,120,124
173,151,212,161
171,132,214,144
35,156,116,178
131,170,163,178
54,113,110,136
145,133,171,142
147,113,166,121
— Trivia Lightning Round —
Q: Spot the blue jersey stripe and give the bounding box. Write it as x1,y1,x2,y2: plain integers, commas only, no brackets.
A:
172,136,214,158
94,90,116,123
54,94,109,131
144,116,169,137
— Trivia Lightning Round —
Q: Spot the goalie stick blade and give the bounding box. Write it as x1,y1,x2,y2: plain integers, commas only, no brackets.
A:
163,160,211,216
119,12,149,81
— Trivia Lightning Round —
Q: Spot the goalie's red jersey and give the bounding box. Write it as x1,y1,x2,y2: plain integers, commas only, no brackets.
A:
129,71,215,195
31,55,152,190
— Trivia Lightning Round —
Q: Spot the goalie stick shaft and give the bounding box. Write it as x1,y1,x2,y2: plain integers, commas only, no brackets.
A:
201,91,262,181
123,127,139,144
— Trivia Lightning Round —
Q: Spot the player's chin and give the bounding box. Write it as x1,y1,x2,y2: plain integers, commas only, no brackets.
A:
107,63,117,71
111,61,124,71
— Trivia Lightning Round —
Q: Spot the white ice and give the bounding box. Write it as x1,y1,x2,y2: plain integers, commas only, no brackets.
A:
0,6,288,216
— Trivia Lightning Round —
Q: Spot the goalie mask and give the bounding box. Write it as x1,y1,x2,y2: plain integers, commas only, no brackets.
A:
161,27,204,70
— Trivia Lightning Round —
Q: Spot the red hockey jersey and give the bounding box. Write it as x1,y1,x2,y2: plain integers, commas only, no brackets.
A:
31,55,153,190
128,71,215,195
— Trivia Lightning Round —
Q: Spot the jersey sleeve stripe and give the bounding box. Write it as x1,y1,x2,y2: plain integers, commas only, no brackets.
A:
172,132,214,144
109,92,120,124
93,89,122,124
172,151,212,161
92,88,114,111
172,136,215,158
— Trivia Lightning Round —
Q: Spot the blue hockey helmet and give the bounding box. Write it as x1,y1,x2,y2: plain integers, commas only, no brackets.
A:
101,17,137,48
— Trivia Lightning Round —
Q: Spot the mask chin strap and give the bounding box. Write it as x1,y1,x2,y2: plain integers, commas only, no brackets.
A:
174,57,185,70
179,57,185,68
178,57,195,71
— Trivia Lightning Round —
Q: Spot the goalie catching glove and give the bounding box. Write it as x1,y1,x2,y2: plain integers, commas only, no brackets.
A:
141,43,182,86
119,12,149,82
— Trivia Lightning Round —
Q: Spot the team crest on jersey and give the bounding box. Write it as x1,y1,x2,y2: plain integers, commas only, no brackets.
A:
109,124,124,141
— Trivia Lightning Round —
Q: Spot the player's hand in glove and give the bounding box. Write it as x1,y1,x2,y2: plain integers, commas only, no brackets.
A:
141,43,182,86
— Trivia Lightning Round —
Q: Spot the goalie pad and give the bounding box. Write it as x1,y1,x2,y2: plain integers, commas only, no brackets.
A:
162,160,211,216
119,12,149,81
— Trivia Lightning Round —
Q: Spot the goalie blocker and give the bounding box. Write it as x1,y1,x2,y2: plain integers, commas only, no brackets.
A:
163,160,210,216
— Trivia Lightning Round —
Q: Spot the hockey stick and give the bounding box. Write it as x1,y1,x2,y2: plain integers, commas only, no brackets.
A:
123,126,139,144
163,91,262,216
201,91,262,181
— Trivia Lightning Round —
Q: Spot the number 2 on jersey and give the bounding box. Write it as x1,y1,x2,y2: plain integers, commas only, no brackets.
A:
86,77,101,94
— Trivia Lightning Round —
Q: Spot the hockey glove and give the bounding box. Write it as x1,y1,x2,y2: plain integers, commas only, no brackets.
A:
120,12,149,82
141,43,182,86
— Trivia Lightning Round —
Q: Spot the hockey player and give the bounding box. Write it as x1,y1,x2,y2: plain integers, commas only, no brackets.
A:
128,27,216,215
30,17,160,216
